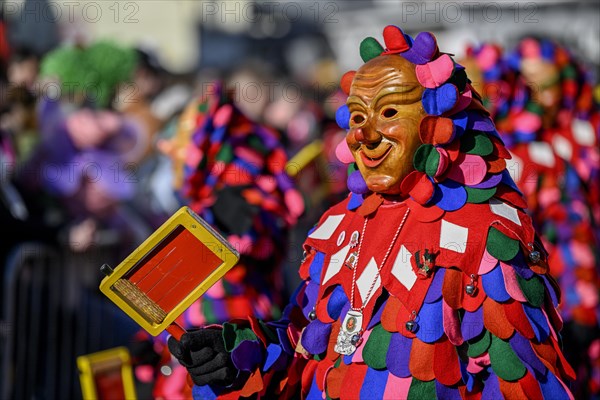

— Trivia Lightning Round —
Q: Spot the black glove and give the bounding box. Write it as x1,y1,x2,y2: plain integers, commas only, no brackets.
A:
168,328,238,387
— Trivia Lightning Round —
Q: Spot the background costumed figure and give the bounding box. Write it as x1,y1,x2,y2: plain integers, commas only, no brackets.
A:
30,40,151,260
131,83,305,398
167,25,576,399
463,38,600,398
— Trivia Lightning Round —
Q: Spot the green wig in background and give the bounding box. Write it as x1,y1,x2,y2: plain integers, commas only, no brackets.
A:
40,40,137,108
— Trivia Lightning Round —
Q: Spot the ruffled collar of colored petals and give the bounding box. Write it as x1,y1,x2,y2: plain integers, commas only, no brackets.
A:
334,25,523,215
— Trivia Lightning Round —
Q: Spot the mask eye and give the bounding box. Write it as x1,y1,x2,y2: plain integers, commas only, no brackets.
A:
381,108,398,118
351,114,365,126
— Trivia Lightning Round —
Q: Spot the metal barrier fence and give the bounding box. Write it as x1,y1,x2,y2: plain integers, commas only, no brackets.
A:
1,241,140,400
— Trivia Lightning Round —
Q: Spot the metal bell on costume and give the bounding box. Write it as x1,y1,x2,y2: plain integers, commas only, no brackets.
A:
466,274,477,296
529,250,541,264
405,320,417,333
465,284,476,296
350,334,361,346
308,309,317,321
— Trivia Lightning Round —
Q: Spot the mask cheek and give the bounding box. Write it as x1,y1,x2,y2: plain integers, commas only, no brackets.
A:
346,129,362,149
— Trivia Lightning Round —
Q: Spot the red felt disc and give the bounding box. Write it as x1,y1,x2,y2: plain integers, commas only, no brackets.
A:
485,156,507,174
519,371,543,399
498,377,528,400
300,359,319,395
240,369,265,398
340,364,368,399
382,296,402,332
326,322,342,361
531,340,559,376
326,362,348,398
383,25,410,53
410,174,435,205
315,358,334,392
433,337,462,385
503,300,535,339
550,336,576,380
442,268,464,310
406,199,445,222
409,338,435,381
483,297,514,340
490,136,512,159
494,185,528,210
419,116,455,145
340,71,356,95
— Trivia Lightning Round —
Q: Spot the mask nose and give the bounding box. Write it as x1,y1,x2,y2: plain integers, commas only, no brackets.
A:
353,120,382,147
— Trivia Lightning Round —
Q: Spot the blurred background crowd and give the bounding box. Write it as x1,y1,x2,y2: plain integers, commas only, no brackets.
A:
0,0,598,399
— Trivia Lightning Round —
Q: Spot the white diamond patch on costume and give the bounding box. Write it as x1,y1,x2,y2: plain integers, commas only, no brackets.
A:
528,142,555,168
572,119,596,146
506,151,524,183
391,245,417,290
489,198,521,226
356,257,381,305
322,244,351,284
440,220,468,253
552,135,573,161
308,214,344,240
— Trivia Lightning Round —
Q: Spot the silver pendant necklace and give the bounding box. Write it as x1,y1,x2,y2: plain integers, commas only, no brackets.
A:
334,208,410,355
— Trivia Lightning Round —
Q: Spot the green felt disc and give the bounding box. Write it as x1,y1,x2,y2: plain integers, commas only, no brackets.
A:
562,65,576,80
466,187,497,203
460,132,494,156
407,378,436,400
516,274,545,307
488,334,527,381
248,136,268,154
216,143,234,163
360,37,384,62
486,227,520,261
414,144,435,173
222,323,258,351
425,148,441,177
362,324,392,370
525,102,544,116
198,101,209,113
467,329,491,358
201,300,216,323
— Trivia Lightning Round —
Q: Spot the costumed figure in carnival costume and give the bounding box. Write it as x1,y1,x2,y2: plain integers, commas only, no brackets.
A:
167,25,576,399
131,83,305,398
463,38,600,398
30,41,150,257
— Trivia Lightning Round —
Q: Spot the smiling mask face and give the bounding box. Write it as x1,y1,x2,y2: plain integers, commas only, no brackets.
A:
346,55,426,194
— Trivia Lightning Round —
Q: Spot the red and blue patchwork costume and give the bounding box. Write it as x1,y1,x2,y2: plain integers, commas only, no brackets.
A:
190,26,575,400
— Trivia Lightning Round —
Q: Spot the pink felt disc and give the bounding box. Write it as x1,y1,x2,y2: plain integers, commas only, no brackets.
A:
500,262,527,302
335,138,355,164
514,111,542,133
416,54,455,89
477,45,500,71
213,104,233,127
447,154,487,185
478,248,498,275
285,189,305,218
467,353,490,374
445,88,472,115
